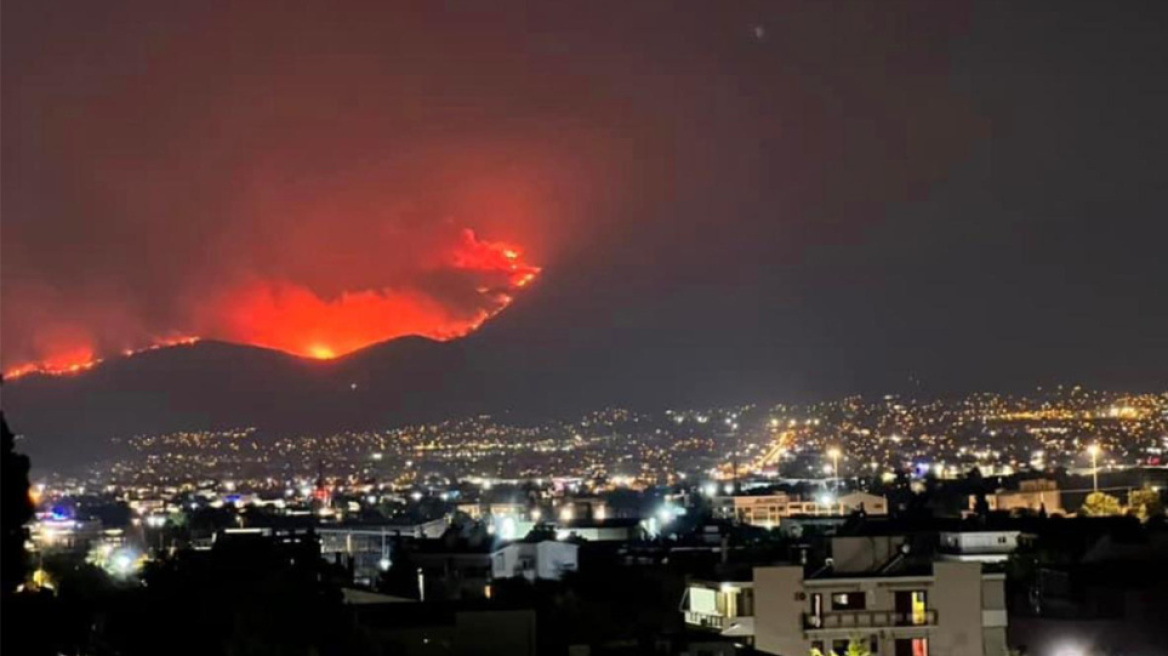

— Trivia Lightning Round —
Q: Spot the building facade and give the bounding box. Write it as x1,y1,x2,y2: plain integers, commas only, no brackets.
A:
753,562,1007,656
715,491,889,528
491,540,578,582
975,479,1064,515
684,560,1008,656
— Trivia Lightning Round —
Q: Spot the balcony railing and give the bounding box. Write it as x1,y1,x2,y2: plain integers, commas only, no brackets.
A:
804,610,937,631
684,611,729,630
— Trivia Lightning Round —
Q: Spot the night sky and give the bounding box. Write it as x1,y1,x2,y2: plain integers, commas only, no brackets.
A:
3,1,1167,402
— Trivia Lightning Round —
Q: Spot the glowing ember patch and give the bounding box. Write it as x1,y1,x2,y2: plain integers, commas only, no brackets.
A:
4,337,201,380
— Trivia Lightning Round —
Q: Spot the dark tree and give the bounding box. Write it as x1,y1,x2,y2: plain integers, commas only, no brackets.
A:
2,412,34,594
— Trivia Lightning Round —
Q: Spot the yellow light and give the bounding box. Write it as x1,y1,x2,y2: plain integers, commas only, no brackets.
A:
308,344,337,360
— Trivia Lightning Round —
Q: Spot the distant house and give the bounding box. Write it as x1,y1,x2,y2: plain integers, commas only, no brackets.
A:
491,540,578,582
553,518,643,542
974,479,1064,515
713,491,888,528
319,519,448,585
938,531,1021,563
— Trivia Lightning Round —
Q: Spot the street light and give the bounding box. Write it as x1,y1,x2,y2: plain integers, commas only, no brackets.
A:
827,448,842,493
1087,444,1101,493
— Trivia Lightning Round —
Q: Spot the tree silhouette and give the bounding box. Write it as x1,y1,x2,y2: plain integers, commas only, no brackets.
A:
2,412,34,594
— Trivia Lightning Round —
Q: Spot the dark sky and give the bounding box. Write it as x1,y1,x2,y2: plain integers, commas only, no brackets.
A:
4,0,1167,400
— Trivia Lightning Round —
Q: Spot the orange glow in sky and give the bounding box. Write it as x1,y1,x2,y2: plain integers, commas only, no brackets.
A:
3,230,538,379
211,229,539,360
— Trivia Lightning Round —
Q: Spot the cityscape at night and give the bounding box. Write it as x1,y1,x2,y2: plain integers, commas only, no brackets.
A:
25,388,1168,492
3,1,1167,656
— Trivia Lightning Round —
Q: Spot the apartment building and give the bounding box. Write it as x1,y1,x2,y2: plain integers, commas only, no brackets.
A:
754,562,1007,656
683,534,1008,656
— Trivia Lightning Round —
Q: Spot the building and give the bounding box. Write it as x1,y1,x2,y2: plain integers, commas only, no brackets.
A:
753,561,1007,656
319,519,448,585
28,515,106,553
937,531,1021,564
976,479,1064,515
553,518,644,542
681,580,756,639
491,539,579,582
410,543,495,601
1008,522,1168,655
714,491,889,528
683,534,1008,656
457,501,531,522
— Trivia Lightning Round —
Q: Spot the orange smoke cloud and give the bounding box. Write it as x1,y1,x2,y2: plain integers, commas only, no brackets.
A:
3,229,539,378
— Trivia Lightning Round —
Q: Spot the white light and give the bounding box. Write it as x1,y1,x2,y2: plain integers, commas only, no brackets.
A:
378,557,391,571
410,491,423,501
723,483,734,495
530,508,542,521
702,483,718,497
1052,644,1087,656
657,506,673,523
559,506,574,522
644,517,659,537
113,554,133,572
500,516,518,540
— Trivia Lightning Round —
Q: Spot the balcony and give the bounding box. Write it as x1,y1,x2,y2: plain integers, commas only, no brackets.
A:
803,610,937,631
685,610,729,630
684,612,755,637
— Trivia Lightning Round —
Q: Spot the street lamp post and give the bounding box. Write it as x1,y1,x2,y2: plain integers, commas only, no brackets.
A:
827,448,842,494
1087,444,1101,493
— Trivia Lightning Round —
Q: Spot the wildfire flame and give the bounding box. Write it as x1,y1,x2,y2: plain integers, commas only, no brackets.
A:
2,230,539,379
